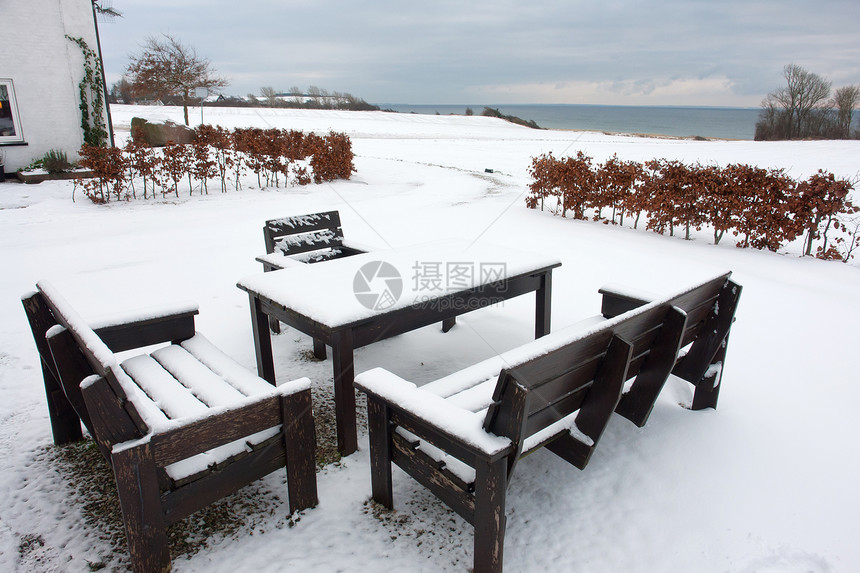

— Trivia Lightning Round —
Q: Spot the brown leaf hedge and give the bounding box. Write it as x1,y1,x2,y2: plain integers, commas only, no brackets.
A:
76,126,355,203
527,152,859,262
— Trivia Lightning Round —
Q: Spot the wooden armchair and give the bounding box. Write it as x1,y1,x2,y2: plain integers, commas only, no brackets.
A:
23,281,318,573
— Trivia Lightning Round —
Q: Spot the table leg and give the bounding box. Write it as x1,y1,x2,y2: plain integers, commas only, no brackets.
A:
313,338,327,360
331,329,358,456
535,271,552,339
249,294,276,384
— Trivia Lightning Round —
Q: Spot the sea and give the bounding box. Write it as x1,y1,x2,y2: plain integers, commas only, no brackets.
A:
380,104,761,141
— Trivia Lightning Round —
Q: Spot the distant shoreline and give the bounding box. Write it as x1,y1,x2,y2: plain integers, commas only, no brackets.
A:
379,103,759,140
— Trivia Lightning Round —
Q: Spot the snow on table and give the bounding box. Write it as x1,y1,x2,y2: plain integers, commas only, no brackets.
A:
237,239,562,328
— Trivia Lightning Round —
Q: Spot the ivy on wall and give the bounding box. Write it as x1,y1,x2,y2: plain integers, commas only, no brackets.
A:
65,35,108,147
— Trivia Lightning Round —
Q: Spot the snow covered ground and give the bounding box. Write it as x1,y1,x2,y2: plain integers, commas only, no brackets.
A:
1,105,859,572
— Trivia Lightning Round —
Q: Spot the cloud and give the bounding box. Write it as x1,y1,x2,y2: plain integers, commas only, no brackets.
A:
97,0,860,106
479,76,752,107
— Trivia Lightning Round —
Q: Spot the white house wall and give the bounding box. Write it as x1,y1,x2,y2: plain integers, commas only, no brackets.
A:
1,0,108,172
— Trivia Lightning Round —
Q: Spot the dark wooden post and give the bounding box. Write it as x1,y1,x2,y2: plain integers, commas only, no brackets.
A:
111,441,171,573
331,328,357,455
367,396,394,508
535,270,552,338
281,389,319,511
473,456,507,573
248,294,276,384
312,337,327,360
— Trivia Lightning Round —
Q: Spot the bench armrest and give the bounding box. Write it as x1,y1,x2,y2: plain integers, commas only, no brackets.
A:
597,285,655,318
90,302,200,352
355,367,511,458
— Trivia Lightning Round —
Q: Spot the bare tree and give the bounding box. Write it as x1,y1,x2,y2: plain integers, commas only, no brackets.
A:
260,86,278,107
770,64,831,138
110,78,134,104
832,85,860,139
757,64,833,140
288,86,303,105
125,33,228,125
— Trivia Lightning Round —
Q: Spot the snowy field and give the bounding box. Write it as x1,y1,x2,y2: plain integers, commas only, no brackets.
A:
1,105,859,572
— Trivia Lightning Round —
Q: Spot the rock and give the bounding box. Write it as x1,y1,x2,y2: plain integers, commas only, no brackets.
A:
131,117,196,147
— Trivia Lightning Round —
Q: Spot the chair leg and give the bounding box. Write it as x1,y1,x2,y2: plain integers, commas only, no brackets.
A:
111,441,170,573
42,369,83,445
473,456,507,573
281,389,319,512
442,317,456,333
268,316,281,334
367,396,393,508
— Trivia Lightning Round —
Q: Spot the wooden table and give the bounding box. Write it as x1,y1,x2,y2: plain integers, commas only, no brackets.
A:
237,240,562,455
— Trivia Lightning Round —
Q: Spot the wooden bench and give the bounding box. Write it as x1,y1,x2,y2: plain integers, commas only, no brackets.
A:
354,272,741,572
256,210,372,347
22,281,318,573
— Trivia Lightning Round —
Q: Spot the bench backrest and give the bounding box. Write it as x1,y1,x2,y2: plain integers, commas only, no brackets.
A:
35,281,151,448
483,301,685,464
600,272,741,390
483,272,737,467
264,211,345,257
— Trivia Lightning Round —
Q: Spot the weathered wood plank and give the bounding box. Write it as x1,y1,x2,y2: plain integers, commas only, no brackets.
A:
473,457,507,573
22,292,84,444
150,396,281,466
368,396,394,509
391,432,476,524
281,389,318,512
615,306,688,426
111,441,171,573
265,211,341,243
95,310,197,352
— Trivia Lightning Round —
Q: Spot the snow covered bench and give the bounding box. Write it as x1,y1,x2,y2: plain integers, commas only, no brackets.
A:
257,210,370,272
256,210,372,344
355,272,741,573
22,281,318,573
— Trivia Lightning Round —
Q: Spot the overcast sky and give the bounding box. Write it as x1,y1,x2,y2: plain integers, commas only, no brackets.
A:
96,0,860,108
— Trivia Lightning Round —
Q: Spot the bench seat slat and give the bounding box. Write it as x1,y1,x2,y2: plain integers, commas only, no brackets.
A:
151,345,246,408
421,316,609,399
120,355,208,419
444,379,497,413
180,334,274,397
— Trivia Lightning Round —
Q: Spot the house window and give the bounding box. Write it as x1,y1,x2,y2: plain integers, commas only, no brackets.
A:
0,79,25,144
